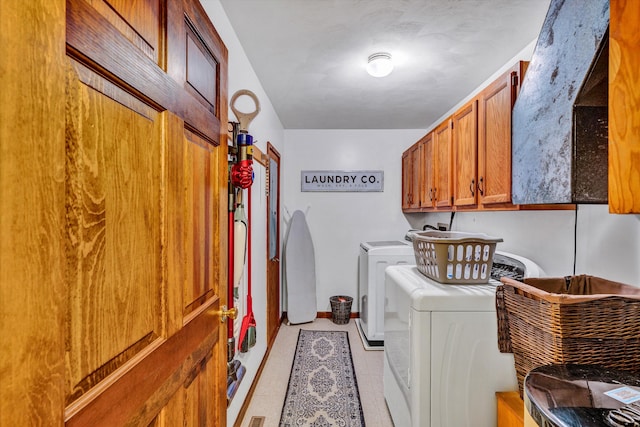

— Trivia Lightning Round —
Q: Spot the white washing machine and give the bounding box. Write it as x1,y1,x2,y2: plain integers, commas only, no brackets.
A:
383,252,544,427
356,239,415,349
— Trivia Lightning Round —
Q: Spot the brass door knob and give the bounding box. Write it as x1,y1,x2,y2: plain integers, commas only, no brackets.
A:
216,305,238,323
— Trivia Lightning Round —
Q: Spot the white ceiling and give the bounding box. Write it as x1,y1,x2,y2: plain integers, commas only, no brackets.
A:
218,0,551,129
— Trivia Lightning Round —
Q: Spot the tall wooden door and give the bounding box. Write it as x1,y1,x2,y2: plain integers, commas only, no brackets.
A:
266,143,281,344
1,0,229,425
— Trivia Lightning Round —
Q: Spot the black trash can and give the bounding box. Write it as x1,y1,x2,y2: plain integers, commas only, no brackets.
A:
329,295,353,325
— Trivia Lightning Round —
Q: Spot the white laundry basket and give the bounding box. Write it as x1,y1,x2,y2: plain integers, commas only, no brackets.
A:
411,231,503,284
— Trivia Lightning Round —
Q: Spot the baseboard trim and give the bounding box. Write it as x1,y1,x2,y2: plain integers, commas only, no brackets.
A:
316,311,359,319
233,313,284,427
281,311,360,321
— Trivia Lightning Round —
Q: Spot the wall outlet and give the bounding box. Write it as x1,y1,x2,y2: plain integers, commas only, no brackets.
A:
437,223,449,231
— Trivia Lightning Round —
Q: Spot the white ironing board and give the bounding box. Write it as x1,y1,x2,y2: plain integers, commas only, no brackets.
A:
284,210,317,324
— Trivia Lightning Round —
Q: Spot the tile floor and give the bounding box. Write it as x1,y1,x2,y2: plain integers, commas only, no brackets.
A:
238,318,395,427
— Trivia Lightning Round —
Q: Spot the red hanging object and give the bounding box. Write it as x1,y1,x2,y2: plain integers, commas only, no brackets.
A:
231,133,254,189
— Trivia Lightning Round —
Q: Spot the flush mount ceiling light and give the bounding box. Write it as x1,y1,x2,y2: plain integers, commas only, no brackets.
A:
366,52,394,77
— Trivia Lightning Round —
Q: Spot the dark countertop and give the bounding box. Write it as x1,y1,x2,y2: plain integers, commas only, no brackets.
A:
525,365,640,427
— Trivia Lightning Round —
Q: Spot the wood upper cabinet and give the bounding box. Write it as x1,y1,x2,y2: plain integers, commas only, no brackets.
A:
609,0,640,213
433,119,453,208
402,142,422,209
403,133,435,211
477,61,527,206
453,99,478,207
401,61,528,213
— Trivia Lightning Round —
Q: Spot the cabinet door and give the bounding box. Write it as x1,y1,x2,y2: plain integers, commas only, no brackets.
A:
410,144,422,209
420,132,435,209
434,119,453,208
402,143,422,210
478,63,524,206
453,100,478,207
610,0,640,213
402,150,413,209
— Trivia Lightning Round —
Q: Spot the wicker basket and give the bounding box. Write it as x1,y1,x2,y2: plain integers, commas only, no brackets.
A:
496,275,640,397
411,230,503,284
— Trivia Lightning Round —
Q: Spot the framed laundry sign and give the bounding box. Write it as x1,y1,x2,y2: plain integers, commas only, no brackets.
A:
301,170,384,192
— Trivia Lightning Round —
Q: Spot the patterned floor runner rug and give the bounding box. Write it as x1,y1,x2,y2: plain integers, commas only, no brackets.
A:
279,330,365,426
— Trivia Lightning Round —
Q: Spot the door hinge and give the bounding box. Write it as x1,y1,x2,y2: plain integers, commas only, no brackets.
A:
511,72,519,87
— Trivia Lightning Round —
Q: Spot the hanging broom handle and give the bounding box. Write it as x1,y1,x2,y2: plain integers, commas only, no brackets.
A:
247,185,252,311
230,89,260,133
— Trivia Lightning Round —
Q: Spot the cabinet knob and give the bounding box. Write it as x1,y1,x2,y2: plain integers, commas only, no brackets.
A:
470,179,475,197
478,177,484,196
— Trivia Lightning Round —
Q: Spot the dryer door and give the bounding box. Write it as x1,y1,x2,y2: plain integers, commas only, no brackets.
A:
430,312,517,427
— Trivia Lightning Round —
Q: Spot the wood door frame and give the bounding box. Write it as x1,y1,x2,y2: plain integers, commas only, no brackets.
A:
266,142,282,345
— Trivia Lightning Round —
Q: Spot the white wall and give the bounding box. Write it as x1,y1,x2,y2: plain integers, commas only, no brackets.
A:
282,129,425,312
574,205,640,285
406,209,576,276
411,206,640,285
200,2,285,426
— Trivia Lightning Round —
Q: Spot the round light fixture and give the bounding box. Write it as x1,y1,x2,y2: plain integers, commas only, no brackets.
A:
366,52,394,77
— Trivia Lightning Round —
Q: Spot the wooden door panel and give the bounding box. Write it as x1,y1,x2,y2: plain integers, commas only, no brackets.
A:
65,57,164,405
64,0,228,424
67,0,221,145
421,133,434,209
67,0,170,108
402,143,422,209
610,0,640,213
453,100,478,206
478,68,513,205
0,0,228,424
186,22,219,115
65,299,221,426
402,151,412,209
168,0,226,141
266,143,281,343
159,310,221,427
410,144,422,208
0,1,67,423
434,120,453,208
480,80,511,204
183,130,221,316
85,0,161,63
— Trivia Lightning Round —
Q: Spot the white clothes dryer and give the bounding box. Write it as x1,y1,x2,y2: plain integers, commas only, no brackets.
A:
383,252,543,427
356,240,415,349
